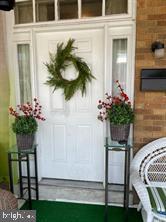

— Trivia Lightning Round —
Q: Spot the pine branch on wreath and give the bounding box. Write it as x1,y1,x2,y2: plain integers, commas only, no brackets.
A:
45,39,95,101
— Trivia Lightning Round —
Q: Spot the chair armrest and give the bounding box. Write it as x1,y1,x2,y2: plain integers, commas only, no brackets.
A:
131,172,152,212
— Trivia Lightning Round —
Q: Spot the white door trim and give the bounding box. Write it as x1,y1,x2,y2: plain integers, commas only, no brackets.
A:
5,13,136,183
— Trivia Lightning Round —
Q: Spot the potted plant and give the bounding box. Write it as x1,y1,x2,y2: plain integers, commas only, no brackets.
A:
9,98,45,150
97,80,134,142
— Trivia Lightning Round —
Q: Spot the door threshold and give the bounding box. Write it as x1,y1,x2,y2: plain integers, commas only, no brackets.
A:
39,178,124,192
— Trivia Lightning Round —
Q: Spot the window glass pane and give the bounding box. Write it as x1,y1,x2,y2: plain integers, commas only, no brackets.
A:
15,0,33,24
36,0,55,22
82,0,102,18
59,0,78,20
17,44,32,104
112,39,127,95
106,0,128,15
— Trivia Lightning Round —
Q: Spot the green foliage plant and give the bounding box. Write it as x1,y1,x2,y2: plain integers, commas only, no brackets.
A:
12,116,37,134
9,98,45,135
97,80,134,125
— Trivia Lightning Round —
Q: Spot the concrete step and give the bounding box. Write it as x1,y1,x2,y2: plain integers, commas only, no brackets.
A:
15,178,133,205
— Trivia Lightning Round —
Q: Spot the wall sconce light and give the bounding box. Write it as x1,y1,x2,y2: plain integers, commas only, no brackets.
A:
151,41,165,59
0,0,15,11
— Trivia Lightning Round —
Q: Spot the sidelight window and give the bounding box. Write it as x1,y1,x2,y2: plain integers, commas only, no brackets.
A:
112,39,127,95
17,44,32,104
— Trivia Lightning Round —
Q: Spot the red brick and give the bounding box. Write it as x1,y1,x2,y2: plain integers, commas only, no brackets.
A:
148,14,166,20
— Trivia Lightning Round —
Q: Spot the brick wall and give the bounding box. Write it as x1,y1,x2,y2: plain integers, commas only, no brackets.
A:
134,0,166,153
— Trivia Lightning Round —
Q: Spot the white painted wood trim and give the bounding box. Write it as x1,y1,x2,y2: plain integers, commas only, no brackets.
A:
11,21,135,41
55,0,58,21
12,22,135,38
32,0,36,23
31,29,42,181
78,0,81,19
13,15,135,29
102,0,105,17
30,30,37,102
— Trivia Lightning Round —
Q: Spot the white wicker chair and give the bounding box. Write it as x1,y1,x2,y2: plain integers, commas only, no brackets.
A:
131,137,166,222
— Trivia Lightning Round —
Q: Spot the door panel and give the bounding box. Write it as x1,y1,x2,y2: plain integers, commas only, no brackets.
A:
36,29,104,181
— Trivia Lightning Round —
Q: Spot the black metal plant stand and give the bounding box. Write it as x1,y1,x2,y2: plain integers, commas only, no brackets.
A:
104,137,131,222
8,145,39,209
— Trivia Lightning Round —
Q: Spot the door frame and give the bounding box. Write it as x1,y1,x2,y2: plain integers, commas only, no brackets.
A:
5,14,136,183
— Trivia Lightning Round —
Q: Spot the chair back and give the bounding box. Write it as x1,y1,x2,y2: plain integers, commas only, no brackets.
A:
142,150,166,187
131,137,166,187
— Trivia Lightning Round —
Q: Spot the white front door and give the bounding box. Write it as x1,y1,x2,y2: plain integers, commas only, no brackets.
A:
36,28,104,181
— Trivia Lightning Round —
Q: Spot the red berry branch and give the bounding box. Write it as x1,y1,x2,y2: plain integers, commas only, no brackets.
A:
9,98,46,121
97,80,132,121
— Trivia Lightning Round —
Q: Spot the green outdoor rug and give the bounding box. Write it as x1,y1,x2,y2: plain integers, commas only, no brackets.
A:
21,200,143,222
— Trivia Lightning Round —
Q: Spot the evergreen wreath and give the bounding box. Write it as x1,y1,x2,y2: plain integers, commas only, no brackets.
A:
45,39,95,101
